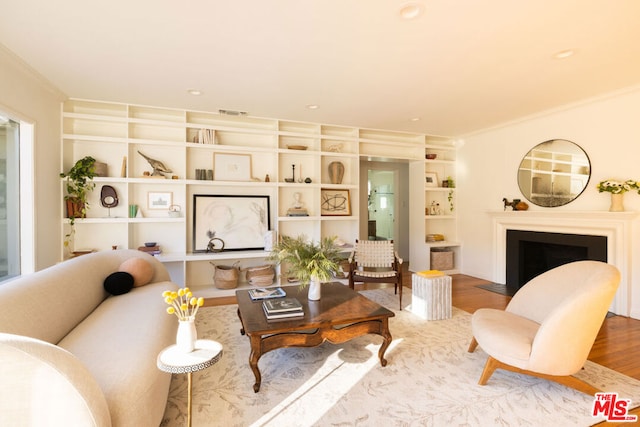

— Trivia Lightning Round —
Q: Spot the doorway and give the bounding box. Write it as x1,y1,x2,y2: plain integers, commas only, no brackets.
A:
367,169,395,240
360,160,410,261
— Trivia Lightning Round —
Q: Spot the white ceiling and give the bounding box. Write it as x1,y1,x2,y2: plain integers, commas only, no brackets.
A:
2,0,640,136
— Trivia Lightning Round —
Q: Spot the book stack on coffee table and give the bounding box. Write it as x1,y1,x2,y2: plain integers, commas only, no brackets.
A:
262,297,304,320
248,287,286,301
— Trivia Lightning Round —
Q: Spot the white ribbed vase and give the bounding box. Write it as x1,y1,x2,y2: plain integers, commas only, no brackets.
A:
609,193,625,212
176,319,197,353
308,277,322,301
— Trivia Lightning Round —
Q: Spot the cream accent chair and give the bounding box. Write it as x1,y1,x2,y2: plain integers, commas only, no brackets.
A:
348,239,403,310
468,260,620,395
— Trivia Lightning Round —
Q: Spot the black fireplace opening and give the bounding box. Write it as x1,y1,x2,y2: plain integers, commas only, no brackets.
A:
506,230,607,293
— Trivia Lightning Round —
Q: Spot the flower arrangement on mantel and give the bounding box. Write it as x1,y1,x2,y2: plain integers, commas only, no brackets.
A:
268,235,341,285
596,179,640,194
162,287,204,321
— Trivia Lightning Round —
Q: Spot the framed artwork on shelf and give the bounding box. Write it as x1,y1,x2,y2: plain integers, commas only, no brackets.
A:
320,189,351,216
193,194,271,252
425,172,439,188
147,191,173,209
213,153,252,181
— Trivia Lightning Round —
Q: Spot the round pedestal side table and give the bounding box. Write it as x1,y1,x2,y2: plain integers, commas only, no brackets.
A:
157,339,223,427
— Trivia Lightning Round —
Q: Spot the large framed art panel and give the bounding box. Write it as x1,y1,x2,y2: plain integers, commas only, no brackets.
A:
193,194,271,252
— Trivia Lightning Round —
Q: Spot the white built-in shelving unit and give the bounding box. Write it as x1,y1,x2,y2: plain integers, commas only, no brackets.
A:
62,99,455,295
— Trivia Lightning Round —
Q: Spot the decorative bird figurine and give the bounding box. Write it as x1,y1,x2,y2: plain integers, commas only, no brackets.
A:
137,151,172,177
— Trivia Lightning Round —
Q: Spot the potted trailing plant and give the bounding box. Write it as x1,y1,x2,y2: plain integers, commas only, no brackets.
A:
268,234,342,300
60,156,98,247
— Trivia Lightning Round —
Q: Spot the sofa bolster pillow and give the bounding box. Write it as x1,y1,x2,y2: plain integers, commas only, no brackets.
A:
119,257,154,287
0,333,111,427
104,271,134,295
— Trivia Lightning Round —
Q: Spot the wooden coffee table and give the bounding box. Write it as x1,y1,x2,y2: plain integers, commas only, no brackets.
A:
236,282,394,392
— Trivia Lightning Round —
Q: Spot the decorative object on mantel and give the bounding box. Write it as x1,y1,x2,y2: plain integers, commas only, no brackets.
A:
596,179,640,212
268,235,341,301
502,198,529,211
162,287,205,353
138,150,172,178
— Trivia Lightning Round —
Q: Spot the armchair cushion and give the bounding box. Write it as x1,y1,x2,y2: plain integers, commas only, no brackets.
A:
471,308,540,367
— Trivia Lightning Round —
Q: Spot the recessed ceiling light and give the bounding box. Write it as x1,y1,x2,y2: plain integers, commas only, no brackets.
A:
306,104,319,110
410,117,421,122
553,49,576,59
187,89,202,96
400,2,423,20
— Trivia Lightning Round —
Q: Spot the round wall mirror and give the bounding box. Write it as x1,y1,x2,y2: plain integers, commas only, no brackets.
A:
517,139,591,207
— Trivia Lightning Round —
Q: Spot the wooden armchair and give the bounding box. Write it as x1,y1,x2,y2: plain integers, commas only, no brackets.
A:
348,239,403,310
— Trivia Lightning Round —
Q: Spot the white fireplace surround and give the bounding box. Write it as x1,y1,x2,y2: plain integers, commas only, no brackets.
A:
489,210,640,318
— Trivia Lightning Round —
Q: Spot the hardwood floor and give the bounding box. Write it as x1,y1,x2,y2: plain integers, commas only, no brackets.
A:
204,273,640,382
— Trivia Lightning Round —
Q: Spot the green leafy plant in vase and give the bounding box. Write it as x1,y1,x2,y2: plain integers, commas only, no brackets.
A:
268,234,342,300
60,156,99,248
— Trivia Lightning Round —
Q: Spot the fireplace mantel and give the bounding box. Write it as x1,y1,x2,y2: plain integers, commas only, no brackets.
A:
488,210,640,317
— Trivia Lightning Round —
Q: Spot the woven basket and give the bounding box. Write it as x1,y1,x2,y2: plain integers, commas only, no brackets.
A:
212,263,240,289
246,265,275,286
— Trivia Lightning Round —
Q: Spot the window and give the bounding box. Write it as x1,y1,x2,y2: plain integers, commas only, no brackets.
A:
0,114,20,281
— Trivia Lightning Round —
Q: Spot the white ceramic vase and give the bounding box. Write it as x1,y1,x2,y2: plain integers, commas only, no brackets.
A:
308,277,322,301
176,318,197,353
610,193,625,212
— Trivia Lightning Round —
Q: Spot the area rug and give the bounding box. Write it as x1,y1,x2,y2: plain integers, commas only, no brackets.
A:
160,287,640,427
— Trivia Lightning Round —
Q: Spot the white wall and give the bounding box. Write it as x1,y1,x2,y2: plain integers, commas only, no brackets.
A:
457,86,640,317
0,44,66,270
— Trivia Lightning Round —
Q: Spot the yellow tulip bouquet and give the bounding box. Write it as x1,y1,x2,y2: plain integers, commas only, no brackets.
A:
162,287,204,321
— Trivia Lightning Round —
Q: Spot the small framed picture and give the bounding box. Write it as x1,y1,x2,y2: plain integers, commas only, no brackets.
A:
320,189,351,216
213,153,252,181
147,191,173,210
425,172,439,188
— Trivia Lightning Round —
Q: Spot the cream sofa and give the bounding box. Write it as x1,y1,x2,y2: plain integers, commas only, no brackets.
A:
0,250,179,427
